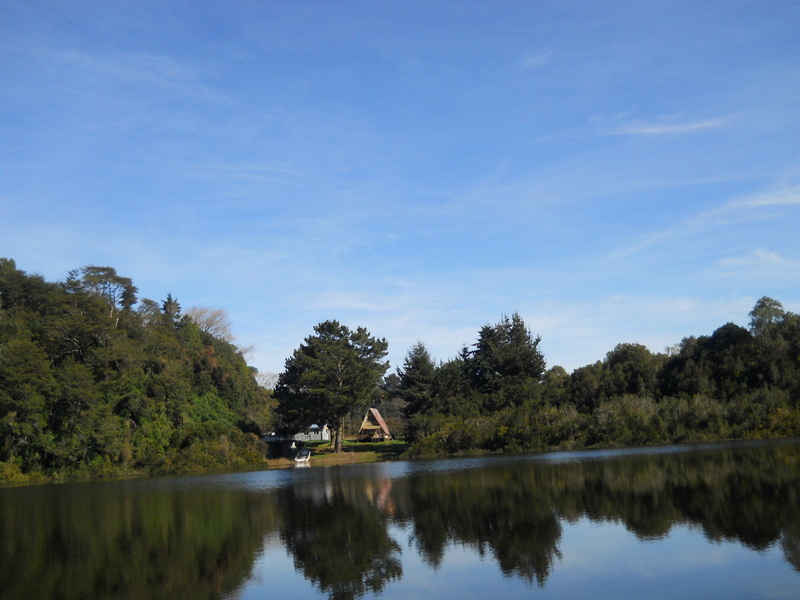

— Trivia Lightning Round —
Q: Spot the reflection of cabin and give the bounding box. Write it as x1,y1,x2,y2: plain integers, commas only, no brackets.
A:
357,408,392,442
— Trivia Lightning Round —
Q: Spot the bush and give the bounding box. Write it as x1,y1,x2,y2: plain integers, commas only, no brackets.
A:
589,395,662,447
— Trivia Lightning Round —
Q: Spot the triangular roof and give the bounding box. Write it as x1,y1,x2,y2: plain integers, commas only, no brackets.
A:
358,407,392,437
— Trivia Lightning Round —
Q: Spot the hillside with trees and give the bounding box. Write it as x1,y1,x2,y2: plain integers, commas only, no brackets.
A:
0,259,272,483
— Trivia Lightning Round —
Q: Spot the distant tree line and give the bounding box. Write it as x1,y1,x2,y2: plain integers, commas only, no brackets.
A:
394,301,800,457
0,259,272,482
3,256,799,481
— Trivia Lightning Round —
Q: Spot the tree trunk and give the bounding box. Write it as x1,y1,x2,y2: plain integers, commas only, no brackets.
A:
334,419,344,453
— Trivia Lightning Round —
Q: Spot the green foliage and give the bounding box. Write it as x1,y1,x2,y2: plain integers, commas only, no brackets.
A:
0,259,271,482
602,343,660,398
404,413,497,457
399,299,800,458
398,342,437,418
67,265,138,319
589,395,663,447
658,394,727,442
467,313,546,411
568,361,604,413
4,256,798,472
749,296,786,339
274,320,389,452
430,351,475,417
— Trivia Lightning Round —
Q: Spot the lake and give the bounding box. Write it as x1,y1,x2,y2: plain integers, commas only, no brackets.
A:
1,439,799,599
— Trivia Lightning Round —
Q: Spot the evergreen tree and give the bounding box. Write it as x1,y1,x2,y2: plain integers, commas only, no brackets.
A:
398,342,437,418
274,320,389,452
467,313,546,411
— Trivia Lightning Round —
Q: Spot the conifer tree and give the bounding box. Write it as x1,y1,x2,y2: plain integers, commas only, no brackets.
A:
275,320,389,452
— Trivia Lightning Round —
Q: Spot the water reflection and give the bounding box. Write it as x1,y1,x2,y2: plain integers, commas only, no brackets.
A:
1,440,798,599
0,481,277,599
396,466,562,585
276,478,402,600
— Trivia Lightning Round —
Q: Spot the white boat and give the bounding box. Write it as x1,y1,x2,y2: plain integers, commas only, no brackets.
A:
294,448,311,462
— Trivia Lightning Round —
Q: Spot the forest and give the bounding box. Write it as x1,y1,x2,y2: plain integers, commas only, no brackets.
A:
1,257,799,483
0,259,272,483
392,303,800,457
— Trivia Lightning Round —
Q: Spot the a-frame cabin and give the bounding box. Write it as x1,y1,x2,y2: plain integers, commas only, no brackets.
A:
356,408,393,442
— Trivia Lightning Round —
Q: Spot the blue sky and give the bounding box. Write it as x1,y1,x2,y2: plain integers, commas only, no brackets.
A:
2,0,799,378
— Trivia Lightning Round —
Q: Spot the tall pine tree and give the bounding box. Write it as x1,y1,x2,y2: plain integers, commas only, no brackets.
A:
275,320,389,452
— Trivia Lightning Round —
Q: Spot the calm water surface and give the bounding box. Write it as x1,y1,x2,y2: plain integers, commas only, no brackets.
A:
1,439,799,599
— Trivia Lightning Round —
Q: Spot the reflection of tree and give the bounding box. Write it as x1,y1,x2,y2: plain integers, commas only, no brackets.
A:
672,458,785,550
406,497,448,569
278,480,402,600
272,443,799,594
399,468,562,586
392,441,800,585
0,482,278,600
571,444,800,551
488,508,562,584
782,521,800,572
2,441,798,599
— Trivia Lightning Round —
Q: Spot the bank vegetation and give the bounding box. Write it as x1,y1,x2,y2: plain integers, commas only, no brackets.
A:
2,258,798,483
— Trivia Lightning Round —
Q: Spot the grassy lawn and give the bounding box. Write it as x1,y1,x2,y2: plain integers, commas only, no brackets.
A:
295,439,406,466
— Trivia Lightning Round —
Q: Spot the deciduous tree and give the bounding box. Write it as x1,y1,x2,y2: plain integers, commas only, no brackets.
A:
186,306,235,342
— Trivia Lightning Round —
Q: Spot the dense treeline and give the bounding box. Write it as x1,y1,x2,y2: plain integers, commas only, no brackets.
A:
3,256,799,481
396,303,800,457
0,259,272,482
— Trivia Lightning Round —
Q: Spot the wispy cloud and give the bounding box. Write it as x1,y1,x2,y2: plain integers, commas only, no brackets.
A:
520,51,551,70
31,46,223,101
606,184,800,262
604,118,726,136
3,0,798,379
186,161,307,184
718,249,798,269
305,290,411,313
726,185,800,210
